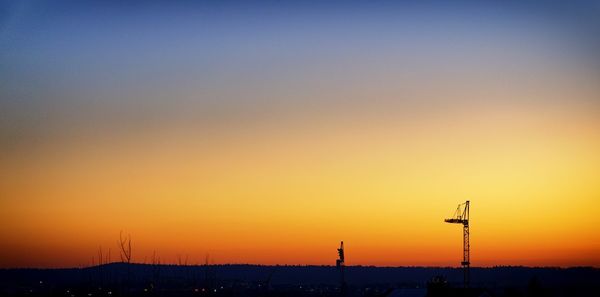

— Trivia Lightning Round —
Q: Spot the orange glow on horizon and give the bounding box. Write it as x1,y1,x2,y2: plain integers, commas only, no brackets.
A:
1,102,599,268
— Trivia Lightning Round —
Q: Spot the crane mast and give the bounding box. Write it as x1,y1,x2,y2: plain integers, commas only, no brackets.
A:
444,200,470,288
336,241,347,295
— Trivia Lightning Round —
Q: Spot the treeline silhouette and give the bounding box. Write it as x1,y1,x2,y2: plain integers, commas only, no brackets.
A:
2,232,599,296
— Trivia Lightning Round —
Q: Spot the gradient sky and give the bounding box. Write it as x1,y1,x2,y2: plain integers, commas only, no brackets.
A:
1,0,600,268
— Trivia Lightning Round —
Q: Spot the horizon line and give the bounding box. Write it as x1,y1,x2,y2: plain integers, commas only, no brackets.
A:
2,262,598,270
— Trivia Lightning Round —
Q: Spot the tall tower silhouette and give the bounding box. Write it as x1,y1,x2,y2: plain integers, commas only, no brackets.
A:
445,201,470,288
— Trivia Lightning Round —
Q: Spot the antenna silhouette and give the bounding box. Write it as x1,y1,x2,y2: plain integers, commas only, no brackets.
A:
444,200,470,288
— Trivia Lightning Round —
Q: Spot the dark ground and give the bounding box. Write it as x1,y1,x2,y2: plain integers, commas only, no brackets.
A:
1,264,598,297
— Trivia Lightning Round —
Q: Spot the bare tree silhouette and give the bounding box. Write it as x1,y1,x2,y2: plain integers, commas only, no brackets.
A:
118,231,132,264
118,231,133,296
97,246,104,287
150,251,161,295
177,254,189,266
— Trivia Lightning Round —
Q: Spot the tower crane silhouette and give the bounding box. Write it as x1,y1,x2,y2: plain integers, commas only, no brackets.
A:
444,200,470,288
336,241,347,295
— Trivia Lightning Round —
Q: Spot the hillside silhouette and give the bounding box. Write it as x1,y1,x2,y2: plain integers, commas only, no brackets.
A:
1,264,598,297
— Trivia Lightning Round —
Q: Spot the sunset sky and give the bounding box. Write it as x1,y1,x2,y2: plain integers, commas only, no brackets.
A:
1,1,599,268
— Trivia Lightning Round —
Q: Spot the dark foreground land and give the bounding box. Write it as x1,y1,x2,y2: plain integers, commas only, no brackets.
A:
1,264,598,297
